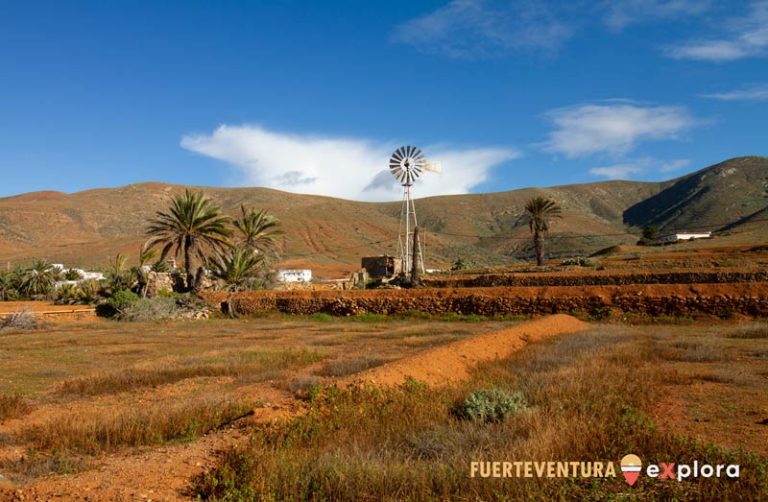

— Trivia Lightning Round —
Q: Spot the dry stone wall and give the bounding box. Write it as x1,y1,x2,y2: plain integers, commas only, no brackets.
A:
201,282,768,318
422,271,768,288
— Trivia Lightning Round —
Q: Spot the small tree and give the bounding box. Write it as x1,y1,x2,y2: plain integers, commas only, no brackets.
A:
451,258,468,272
106,253,132,293
19,259,57,298
638,225,659,246
210,245,266,291
524,197,562,266
0,267,23,301
136,242,158,297
145,189,232,290
233,205,283,256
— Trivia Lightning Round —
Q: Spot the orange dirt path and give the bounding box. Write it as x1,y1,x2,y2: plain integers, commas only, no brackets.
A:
0,301,93,314
343,314,589,387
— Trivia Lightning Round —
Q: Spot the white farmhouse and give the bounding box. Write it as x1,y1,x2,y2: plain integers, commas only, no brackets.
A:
659,231,712,244
276,269,312,283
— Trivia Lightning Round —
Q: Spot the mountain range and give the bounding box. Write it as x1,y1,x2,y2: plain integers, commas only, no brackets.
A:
1,156,766,277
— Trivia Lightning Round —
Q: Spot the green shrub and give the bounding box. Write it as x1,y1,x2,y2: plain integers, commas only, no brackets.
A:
588,306,612,321
452,388,527,422
560,257,595,267
108,290,140,311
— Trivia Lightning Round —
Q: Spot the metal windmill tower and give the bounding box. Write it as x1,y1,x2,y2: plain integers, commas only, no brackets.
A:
388,146,440,274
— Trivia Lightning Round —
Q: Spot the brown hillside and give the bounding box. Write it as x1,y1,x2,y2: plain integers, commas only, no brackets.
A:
0,157,765,275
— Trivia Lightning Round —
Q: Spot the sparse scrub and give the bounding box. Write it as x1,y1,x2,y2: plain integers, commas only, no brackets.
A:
193,328,767,501
115,296,180,321
660,341,723,362
0,450,91,479
22,398,254,454
690,370,750,386
286,375,322,399
57,349,324,396
0,392,33,422
316,356,386,377
0,309,39,330
452,388,527,422
560,257,595,267
727,324,768,339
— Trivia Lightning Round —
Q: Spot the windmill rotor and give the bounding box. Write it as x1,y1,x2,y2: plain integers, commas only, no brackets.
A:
389,145,427,186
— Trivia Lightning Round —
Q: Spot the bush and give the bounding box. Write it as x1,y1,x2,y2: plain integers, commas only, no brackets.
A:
108,290,140,311
451,258,468,271
116,297,180,322
0,392,33,421
54,282,99,305
560,257,595,267
0,309,39,330
452,388,527,422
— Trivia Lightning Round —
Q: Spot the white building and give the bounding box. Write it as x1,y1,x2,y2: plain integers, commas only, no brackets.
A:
659,231,712,243
276,269,312,283
52,264,105,287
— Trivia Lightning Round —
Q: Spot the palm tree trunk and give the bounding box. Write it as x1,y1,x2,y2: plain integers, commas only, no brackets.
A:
184,236,194,291
534,230,545,266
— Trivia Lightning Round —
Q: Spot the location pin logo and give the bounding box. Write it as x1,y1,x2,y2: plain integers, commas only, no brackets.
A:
620,454,642,486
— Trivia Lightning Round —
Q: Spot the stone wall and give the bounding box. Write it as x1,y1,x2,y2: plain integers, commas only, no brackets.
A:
200,282,768,318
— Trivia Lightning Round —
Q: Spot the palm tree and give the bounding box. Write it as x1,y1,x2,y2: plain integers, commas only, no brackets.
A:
19,259,57,298
210,245,265,291
524,197,562,266
106,253,131,292
146,190,232,290
233,205,282,256
0,267,23,301
136,242,158,298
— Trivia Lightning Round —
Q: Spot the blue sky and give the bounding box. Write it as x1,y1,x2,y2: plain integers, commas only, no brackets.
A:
1,1,766,201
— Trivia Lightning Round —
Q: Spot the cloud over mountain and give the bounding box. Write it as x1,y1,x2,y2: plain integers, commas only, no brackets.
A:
181,124,518,202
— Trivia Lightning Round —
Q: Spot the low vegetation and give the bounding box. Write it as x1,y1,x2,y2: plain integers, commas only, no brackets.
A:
452,388,528,422
315,356,386,377
0,393,33,422
727,323,768,339
23,397,254,454
0,309,39,330
193,327,768,501
56,349,324,396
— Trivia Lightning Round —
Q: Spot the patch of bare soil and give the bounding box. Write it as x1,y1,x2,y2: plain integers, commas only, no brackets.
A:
0,302,93,314
342,314,589,387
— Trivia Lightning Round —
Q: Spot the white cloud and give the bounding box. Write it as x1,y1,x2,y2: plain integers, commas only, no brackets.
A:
666,2,768,61
180,124,519,202
589,164,645,179
702,84,768,101
658,158,691,173
589,157,691,179
602,0,711,31
542,102,698,158
390,0,571,58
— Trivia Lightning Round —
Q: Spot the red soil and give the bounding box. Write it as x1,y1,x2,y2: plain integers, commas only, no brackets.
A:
342,314,589,387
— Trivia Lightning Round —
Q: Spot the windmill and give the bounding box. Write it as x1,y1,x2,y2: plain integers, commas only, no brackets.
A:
388,145,441,274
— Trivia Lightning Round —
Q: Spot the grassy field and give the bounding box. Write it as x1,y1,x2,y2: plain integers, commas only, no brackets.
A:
0,316,766,500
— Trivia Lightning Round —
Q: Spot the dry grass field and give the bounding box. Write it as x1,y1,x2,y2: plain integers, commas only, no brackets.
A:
0,314,766,500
